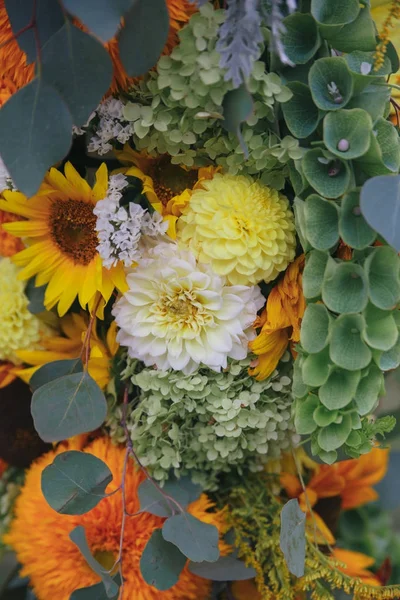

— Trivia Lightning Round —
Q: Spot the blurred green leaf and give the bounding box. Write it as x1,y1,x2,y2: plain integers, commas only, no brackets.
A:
140,529,187,591
280,499,306,577
162,513,220,563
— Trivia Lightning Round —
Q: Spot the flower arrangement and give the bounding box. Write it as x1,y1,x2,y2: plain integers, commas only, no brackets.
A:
1,1,400,599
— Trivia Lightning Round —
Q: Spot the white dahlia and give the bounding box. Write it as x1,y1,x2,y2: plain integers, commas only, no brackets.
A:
112,244,264,374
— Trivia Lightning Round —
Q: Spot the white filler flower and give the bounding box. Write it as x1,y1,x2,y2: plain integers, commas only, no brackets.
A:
112,244,264,373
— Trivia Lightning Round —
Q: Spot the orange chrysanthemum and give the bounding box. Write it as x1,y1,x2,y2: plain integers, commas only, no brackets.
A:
280,448,389,545
0,209,24,256
5,437,228,600
0,0,34,91
249,255,306,381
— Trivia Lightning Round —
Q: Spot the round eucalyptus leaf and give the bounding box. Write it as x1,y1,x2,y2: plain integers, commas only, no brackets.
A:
304,194,339,250
292,357,310,398
363,303,398,351
294,394,320,435
311,0,359,27
374,118,400,173
322,8,376,54
301,348,331,387
293,197,312,252
344,51,392,94
329,313,372,371
302,250,329,299
339,191,376,250
300,303,331,354
365,246,400,310
302,149,351,199
313,405,339,428
282,13,321,65
322,262,369,314
354,133,393,182
318,414,353,452
376,338,400,371
386,40,400,73
282,83,320,139
319,369,361,410
360,176,400,251
347,84,390,123
309,58,353,111
323,109,372,160
354,367,383,416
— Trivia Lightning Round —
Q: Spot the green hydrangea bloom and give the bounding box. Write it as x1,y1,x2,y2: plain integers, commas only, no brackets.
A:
119,3,294,188
107,356,294,490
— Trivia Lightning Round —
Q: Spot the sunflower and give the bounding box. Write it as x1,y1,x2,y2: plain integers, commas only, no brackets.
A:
5,437,228,600
14,312,119,390
116,144,219,238
0,162,127,317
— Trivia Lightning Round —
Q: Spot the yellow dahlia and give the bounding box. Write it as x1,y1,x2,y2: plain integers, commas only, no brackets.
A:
116,145,219,238
14,313,119,390
177,174,297,286
0,258,43,364
0,162,127,317
5,437,228,600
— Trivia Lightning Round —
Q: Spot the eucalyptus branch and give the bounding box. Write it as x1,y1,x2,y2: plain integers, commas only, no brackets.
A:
79,293,103,368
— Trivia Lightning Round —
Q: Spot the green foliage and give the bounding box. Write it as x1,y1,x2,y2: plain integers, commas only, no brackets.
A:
140,529,187,590
300,304,330,354
69,526,120,598
31,372,107,443
162,513,220,563
222,85,254,156
70,576,121,600
41,451,112,515
282,82,320,139
188,556,256,581
304,194,339,250
24,279,46,315
30,358,83,391
281,13,321,65
323,109,372,160
118,0,169,77
309,58,354,111
361,175,400,252
61,0,134,41
302,149,351,198
138,476,202,517
280,499,306,578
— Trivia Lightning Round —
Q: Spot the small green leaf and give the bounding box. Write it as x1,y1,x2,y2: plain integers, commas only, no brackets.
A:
302,149,351,199
294,395,320,435
322,8,376,53
376,338,400,371
280,499,306,578
360,176,400,252
31,372,107,443
302,250,329,298
304,194,339,250
374,118,400,173
339,191,376,250
188,556,256,581
293,197,312,253
347,84,390,122
30,358,83,391
302,349,331,387
282,13,321,65
292,357,310,399
309,58,353,111
25,278,46,314
118,0,169,77
42,23,113,126
319,369,361,410
138,480,173,517
322,262,369,314
222,85,254,157
41,451,112,515
344,51,391,94
323,109,372,160
62,0,134,42
70,575,121,600
0,78,73,197
365,246,400,309
164,476,202,507
282,83,320,139
140,529,187,591
329,314,372,371
162,513,220,563
363,304,398,351
311,0,359,27
69,526,120,598
300,304,331,354
318,414,353,451
354,367,383,416
313,405,338,428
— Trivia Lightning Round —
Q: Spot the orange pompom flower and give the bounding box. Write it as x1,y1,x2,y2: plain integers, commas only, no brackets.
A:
5,437,228,600
249,255,306,381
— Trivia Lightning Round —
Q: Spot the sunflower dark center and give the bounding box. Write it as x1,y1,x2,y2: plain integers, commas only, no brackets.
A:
150,159,198,206
49,199,98,265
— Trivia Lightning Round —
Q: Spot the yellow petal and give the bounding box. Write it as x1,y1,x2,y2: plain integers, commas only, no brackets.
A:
64,162,92,201
92,163,109,202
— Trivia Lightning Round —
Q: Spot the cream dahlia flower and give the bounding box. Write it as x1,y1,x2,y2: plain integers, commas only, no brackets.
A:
177,174,296,286
112,244,264,373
